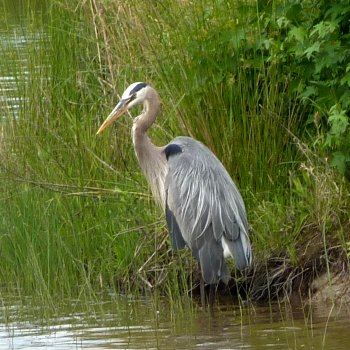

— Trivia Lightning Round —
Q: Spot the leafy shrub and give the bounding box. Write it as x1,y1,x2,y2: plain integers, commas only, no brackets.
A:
255,0,350,176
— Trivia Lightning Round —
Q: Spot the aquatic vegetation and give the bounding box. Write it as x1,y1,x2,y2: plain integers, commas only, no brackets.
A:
0,0,349,303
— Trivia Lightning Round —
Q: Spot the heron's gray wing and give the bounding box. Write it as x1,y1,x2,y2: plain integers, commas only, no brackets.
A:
164,137,251,283
165,198,187,250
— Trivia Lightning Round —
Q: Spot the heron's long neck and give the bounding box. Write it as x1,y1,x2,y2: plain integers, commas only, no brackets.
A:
132,90,167,207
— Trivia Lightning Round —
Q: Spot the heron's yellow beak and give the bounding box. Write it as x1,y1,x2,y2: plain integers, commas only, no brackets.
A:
96,100,129,135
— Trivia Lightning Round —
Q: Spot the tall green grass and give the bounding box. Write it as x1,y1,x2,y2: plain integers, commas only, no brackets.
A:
0,0,349,302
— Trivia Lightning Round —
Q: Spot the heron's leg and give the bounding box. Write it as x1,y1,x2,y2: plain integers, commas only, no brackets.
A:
198,262,206,308
208,284,216,307
200,275,205,308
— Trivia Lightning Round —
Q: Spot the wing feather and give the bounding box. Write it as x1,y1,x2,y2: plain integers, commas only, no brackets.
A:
165,200,187,250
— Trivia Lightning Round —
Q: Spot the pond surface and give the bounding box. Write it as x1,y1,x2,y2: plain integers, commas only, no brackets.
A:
1,292,350,350
0,0,46,119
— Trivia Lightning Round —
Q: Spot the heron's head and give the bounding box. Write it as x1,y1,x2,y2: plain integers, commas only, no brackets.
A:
96,82,148,134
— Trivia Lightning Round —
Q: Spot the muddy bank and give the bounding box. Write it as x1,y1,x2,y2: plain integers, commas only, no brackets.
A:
310,271,350,305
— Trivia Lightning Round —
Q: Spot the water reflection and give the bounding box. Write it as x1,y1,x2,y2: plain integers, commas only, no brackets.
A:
1,294,350,350
0,0,46,119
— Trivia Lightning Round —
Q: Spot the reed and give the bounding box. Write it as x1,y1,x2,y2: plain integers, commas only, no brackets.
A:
0,0,349,302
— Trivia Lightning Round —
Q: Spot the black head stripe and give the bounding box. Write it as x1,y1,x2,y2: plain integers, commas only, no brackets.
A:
129,82,147,96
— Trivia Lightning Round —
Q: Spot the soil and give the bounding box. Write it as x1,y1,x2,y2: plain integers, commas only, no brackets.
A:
310,271,350,306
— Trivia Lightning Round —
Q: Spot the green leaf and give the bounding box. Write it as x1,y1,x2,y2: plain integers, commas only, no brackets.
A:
339,90,350,108
330,151,350,175
277,16,290,29
285,3,302,23
304,41,321,59
315,43,344,74
300,86,318,100
340,72,350,86
340,66,350,86
311,21,338,39
328,105,348,136
288,26,307,42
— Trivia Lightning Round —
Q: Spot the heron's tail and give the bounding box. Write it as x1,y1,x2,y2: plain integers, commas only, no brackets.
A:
234,231,252,270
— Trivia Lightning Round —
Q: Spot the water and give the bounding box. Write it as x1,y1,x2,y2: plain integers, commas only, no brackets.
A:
0,0,45,119
1,293,350,350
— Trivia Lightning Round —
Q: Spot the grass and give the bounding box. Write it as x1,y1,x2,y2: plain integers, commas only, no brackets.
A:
0,0,349,304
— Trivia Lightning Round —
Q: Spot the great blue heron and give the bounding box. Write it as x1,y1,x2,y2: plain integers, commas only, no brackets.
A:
97,82,252,305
